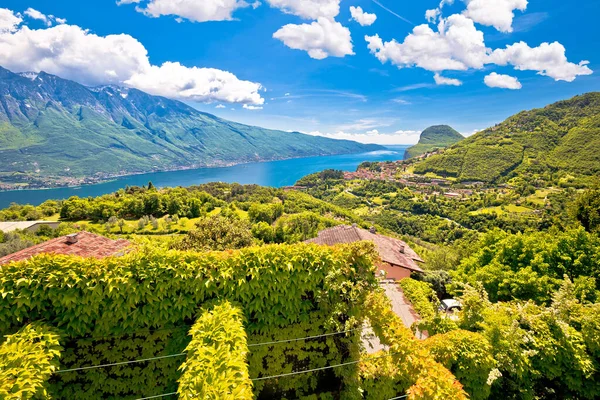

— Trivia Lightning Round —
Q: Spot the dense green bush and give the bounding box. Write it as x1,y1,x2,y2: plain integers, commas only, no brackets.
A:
178,301,252,399
0,323,62,399
0,242,378,398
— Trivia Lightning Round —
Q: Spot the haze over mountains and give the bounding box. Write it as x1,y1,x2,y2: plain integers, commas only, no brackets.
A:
413,92,600,182
0,66,380,187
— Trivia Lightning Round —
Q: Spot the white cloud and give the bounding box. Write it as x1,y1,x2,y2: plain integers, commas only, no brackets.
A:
273,17,353,59
434,73,462,86
24,8,50,26
306,129,421,145
266,0,340,19
463,0,527,33
0,17,264,104
392,98,411,105
243,104,263,110
135,0,252,22
54,17,67,25
426,0,526,32
127,62,264,104
284,92,290,96
366,14,488,72
366,12,592,84
117,0,142,4
336,119,389,132
490,41,592,82
0,8,22,33
350,6,376,26
215,104,226,108
484,72,521,89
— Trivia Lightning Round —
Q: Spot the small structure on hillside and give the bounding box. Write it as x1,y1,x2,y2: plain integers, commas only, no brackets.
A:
0,221,60,233
0,231,131,265
305,225,424,280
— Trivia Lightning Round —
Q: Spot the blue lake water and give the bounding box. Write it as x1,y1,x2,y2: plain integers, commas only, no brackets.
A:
0,145,408,207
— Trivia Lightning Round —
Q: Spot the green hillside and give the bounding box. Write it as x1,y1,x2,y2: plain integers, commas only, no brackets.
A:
0,67,380,186
413,93,600,182
405,125,463,159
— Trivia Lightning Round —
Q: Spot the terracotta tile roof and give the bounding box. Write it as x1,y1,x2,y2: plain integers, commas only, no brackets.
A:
305,225,424,272
0,231,131,265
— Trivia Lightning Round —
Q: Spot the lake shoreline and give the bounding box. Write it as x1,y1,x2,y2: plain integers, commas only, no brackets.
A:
0,149,398,193
0,146,408,208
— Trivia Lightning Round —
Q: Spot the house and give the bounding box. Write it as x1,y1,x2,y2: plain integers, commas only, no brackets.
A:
0,231,131,265
305,225,424,280
0,221,60,233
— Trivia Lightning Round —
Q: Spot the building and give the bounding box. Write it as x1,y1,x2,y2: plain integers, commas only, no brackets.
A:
0,231,131,265
305,225,424,280
0,221,60,233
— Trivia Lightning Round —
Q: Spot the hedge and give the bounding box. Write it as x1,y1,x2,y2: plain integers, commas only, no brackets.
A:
0,323,62,399
178,301,252,399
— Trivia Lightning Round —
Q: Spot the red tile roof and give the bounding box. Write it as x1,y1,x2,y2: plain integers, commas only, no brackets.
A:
0,231,131,265
305,225,424,272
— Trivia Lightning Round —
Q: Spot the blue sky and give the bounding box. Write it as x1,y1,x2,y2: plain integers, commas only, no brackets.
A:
0,0,598,144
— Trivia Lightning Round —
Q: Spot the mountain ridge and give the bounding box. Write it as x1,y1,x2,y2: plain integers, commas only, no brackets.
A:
405,125,463,159
0,66,382,188
413,92,600,183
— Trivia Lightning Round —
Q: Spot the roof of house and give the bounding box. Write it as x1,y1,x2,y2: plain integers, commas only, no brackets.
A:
0,231,131,265
305,225,424,272
0,221,59,233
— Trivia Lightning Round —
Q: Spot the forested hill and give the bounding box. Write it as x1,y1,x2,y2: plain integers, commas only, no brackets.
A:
0,66,380,184
413,92,600,182
405,125,463,159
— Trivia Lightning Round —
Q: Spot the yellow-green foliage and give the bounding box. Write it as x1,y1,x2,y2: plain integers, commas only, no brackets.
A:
0,323,62,399
425,330,496,400
178,301,252,400
359,291,467,400
0,242,378,398
398,279,438,319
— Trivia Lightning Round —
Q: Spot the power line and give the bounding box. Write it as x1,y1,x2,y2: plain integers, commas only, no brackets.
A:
134,392,177,400
251,350,398,381
248,327,364,347
56,353,186,374
55,327,365,373
388,396,409,400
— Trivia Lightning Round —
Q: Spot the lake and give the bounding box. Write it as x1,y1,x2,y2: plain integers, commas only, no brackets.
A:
0,145,408,208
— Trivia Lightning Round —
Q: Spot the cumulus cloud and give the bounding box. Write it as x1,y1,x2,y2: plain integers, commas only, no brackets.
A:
366,12,592,84
266,0,340,20
134,0,253,22
490,41,592,82
243,104,264,110
434,73,462,86
273,17,354,59
0,8,22,33
0,14,264,104
305,129,422,145
366,14,488,72
484,72,521,89
426,0,526,32
350,6,376,26
215,104,226,108
463,0,527,33
24,8,50,26
126,62,265,104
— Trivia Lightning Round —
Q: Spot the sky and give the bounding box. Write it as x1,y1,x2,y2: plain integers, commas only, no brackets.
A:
0,0,598,144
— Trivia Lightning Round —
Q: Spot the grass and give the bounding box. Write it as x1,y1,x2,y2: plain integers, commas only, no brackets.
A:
470,204,534,216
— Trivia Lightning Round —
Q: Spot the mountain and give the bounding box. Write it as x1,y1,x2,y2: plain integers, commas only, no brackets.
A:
413,93,600,182
405,125,463,159
0,66,381,187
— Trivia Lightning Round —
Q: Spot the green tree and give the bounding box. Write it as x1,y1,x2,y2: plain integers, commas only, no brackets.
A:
174,215,253,251
573,187,600,233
